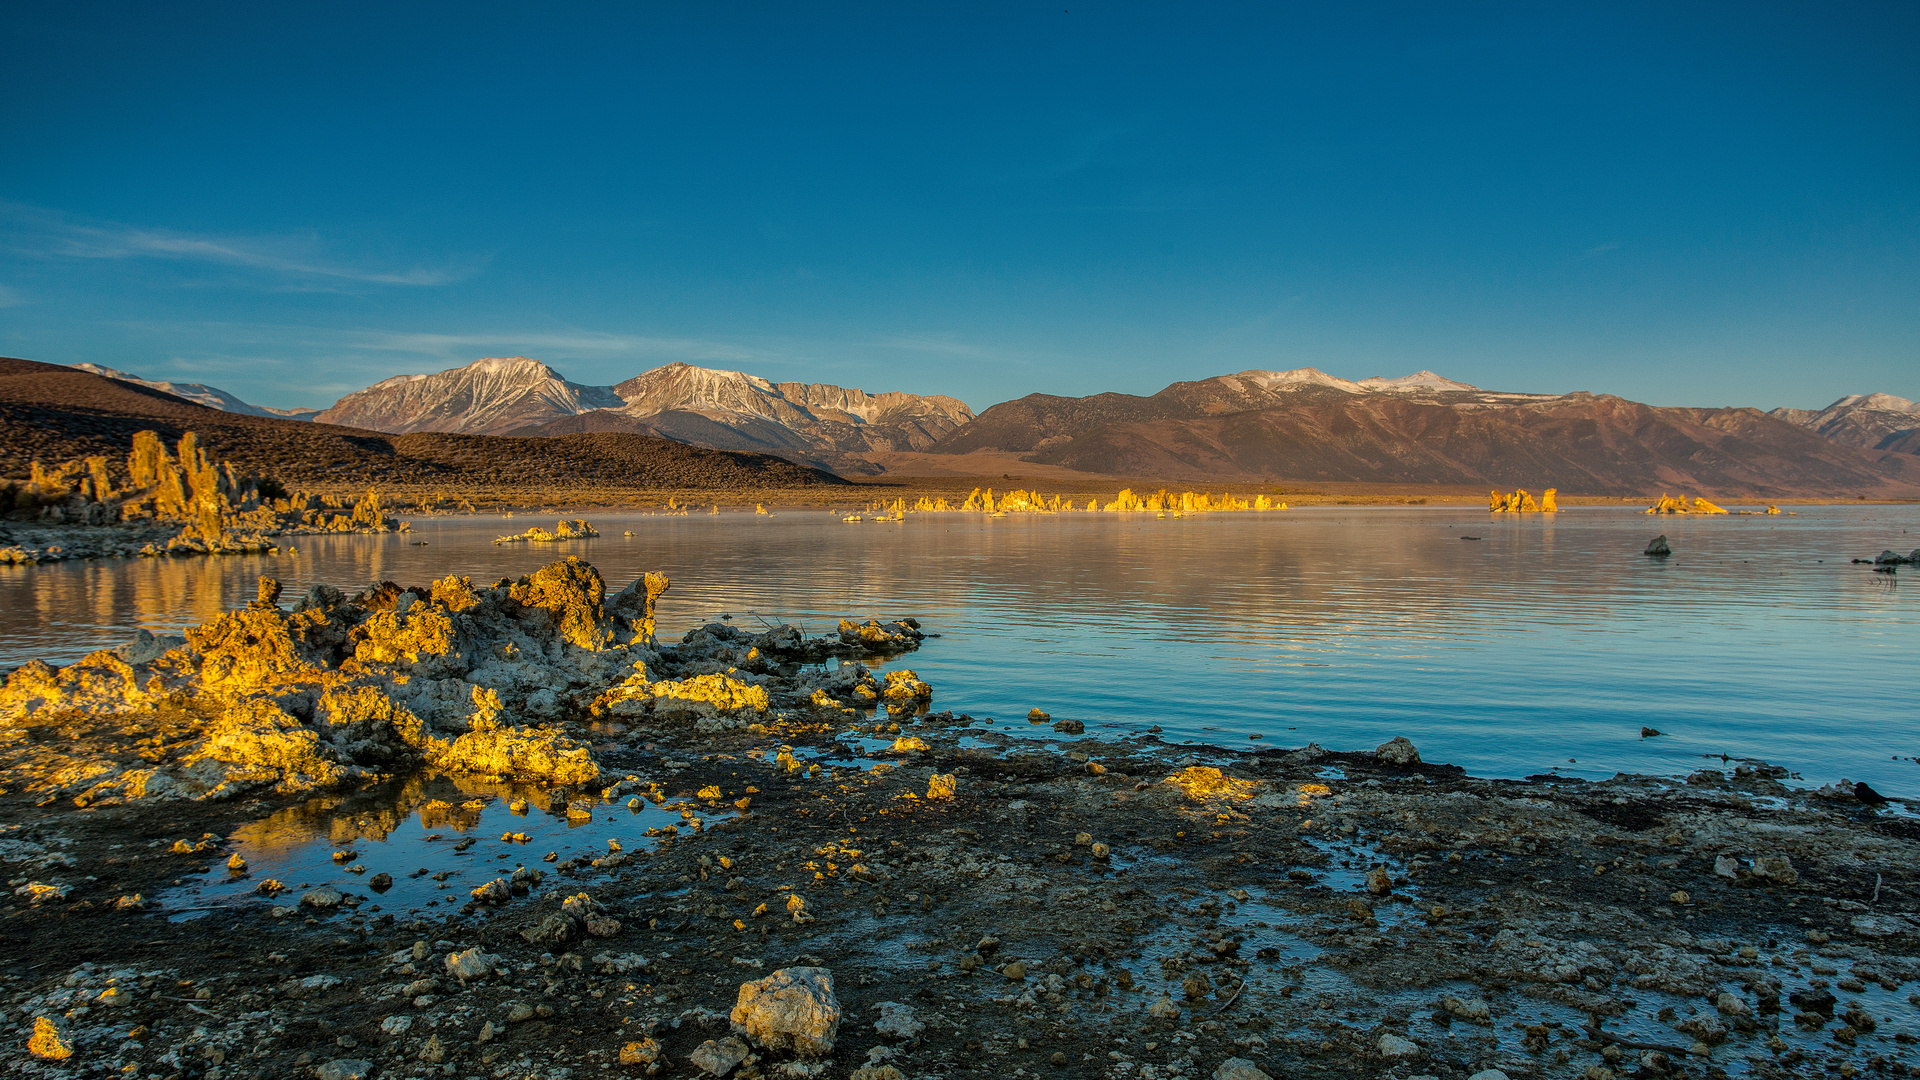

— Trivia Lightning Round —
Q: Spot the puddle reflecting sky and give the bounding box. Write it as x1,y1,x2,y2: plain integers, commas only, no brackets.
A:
160,770,736,918
3,505,1917,789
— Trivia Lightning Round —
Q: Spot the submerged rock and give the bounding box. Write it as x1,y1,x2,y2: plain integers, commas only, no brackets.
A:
1645,534,1672,556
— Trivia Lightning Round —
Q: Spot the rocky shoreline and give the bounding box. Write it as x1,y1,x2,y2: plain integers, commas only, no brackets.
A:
2,560,1917,1080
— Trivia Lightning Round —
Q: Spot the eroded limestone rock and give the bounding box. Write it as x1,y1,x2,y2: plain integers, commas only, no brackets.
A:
731,966,841,1058
0,560,666,799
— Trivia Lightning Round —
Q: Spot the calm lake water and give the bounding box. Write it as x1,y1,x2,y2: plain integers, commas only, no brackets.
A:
3,506,1916,792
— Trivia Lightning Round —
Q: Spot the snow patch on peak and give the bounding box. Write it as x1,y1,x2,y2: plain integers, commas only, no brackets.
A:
465,356,561,377
1229,368,1477,394
1357,370,1479,392
1233,368,1366,393
67,362,319,419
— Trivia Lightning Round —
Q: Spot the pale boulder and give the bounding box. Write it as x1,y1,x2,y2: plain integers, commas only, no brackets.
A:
730,967,841,1057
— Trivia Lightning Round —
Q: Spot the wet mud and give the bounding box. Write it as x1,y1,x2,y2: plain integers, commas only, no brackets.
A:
3,564,1918,1080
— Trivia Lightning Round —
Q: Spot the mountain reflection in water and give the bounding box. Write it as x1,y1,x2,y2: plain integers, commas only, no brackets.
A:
2,505,1915,790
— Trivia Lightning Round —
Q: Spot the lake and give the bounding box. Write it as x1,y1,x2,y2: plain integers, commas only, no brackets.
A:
3,505,1915,792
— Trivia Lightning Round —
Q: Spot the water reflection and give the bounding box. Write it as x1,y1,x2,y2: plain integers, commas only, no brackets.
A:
164,769,711,918
4,506,1916,789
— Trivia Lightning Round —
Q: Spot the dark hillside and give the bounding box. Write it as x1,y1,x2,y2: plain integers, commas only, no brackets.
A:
0,357,847,491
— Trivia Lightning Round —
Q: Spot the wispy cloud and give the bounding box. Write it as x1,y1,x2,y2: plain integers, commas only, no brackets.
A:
0,201,478,286
350,330,761,365
0,284,23,307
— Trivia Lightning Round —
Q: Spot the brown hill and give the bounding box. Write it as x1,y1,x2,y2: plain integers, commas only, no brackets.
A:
931,374,1920,497
0,357,847,493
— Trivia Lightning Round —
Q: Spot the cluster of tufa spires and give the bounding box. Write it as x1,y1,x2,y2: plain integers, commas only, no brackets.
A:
1488,488,1557,513
1,430,397,562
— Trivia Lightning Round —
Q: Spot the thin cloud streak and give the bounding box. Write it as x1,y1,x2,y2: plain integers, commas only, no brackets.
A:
351,331,761,364
0,201,476,286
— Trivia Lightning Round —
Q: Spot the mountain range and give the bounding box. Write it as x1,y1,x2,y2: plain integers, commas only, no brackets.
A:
2,357,843,493
41,356,1920,496
68,364,321,420
926,369,1919,495
311,358,973,473
1770,394,1920,457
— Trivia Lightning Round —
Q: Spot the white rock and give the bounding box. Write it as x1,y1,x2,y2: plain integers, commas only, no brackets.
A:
380,1014,413,1036
1467,1071,1511,1080
1213,1057,1271,1080
445,947,498,981
1377,1033,1422,1058
301,885,345,908
1713,856,1740,879
1147,996,1181,1019
1442,995,1492,1023
314,1060,373,1080
689,1035,751,1077
1715,992,1749,1017
730,966,841,1057
873,1001,924,1040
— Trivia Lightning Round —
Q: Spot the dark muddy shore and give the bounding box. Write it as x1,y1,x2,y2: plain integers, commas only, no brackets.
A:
5,712,1918,1080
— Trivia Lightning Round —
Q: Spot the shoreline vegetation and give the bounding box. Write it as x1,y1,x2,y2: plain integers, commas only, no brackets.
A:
1,557,1916,1078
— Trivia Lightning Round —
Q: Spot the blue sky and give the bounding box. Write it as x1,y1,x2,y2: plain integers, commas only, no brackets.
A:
2,2,1915,413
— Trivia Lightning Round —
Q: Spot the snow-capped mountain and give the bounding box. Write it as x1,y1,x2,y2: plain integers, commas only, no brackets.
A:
311,357,623,435
308,358,974,469
67,363,320,419
1771,393,1920,455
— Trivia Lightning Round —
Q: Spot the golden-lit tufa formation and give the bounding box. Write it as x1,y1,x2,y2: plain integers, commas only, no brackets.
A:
876,487,1285,516
0,557,681,801
493,518,600,544
1646,494,1728,515
0,429,399,562
1162,765,1260,801
1487,488,1557,513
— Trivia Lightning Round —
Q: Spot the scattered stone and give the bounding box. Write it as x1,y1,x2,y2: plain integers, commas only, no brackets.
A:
927,773,957,800
1377,1033,1422,1058
1442,996,1492,1024
445,947,498,981
301,885,344,908
1753,855,1798,884
1714,855,1741,879
1000,961,1027,980
730,966,842,1057
620,1038,663,1066
1148,996,1181,1020
419,1035,447,1063
1644,535,1671,556
873,1001,924,1040
689,1035,751,1077
850,1067,906,1080
1366,867,1393,895
314,1059,373,1080
28,1016,73,1060
1213,1057,1271,1080
1051,718,1084,735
